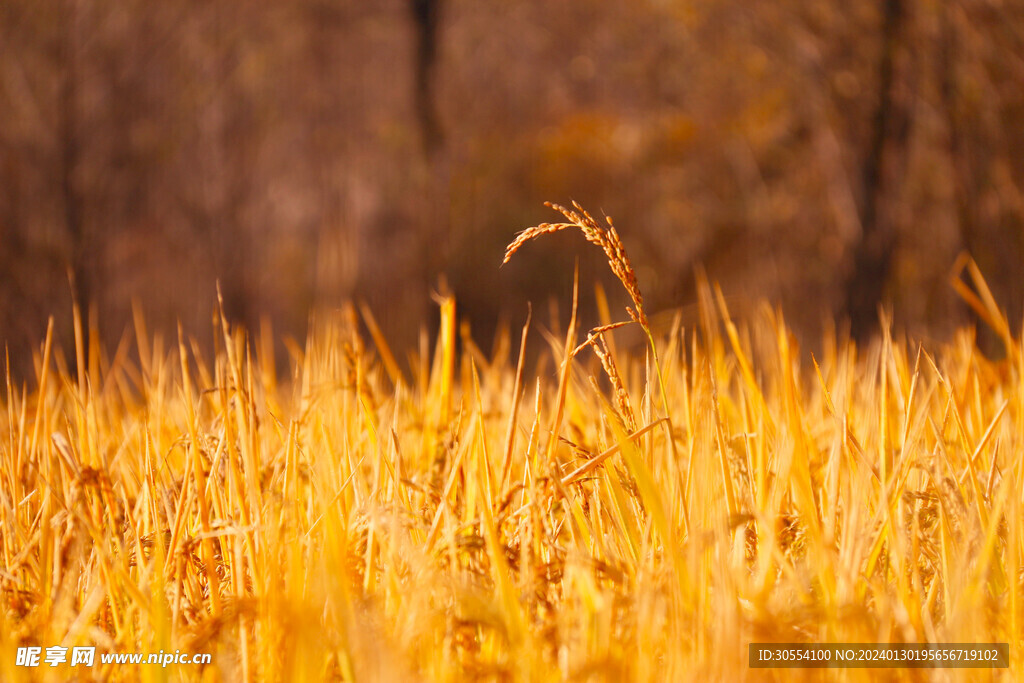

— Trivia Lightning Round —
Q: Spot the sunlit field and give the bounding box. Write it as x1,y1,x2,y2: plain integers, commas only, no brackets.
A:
2,206,1021,681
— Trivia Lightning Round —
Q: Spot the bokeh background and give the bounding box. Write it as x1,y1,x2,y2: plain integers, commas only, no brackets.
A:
2,0,1023,376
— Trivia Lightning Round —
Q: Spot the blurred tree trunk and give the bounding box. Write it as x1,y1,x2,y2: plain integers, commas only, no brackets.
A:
940,2,973,257
409,0,450,316
409,0,443,156
939,1,1024,354
843,0,906,340
206,2,256,334
940,0,983,338
60,0,89,313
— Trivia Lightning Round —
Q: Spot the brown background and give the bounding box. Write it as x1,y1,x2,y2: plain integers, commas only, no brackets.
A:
2,0,1022,376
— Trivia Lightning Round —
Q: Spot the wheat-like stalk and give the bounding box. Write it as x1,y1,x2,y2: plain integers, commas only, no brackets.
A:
505,202,678,502
503,201,648,328
506,202,676,482
592,333,637,433
572,323,636,433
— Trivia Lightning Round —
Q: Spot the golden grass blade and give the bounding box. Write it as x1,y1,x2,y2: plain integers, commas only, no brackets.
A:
560,418,667,486
359,300,405,388
706,357,738,519
501,304,531,491
543,263,579,468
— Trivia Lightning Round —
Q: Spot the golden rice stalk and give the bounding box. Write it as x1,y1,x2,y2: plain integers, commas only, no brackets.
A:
503,201,648,329
574,326,637,434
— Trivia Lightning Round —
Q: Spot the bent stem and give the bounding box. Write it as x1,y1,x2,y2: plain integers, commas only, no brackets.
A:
504,201,687,532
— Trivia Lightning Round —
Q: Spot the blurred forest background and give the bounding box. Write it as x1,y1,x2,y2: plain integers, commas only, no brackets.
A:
2,0,1023,377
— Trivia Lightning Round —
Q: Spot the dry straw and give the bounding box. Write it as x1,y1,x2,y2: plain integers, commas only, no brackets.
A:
1,207,1021,681
504,201,648,328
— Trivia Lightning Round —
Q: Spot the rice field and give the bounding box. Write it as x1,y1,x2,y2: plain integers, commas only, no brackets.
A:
1,206,1021,681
